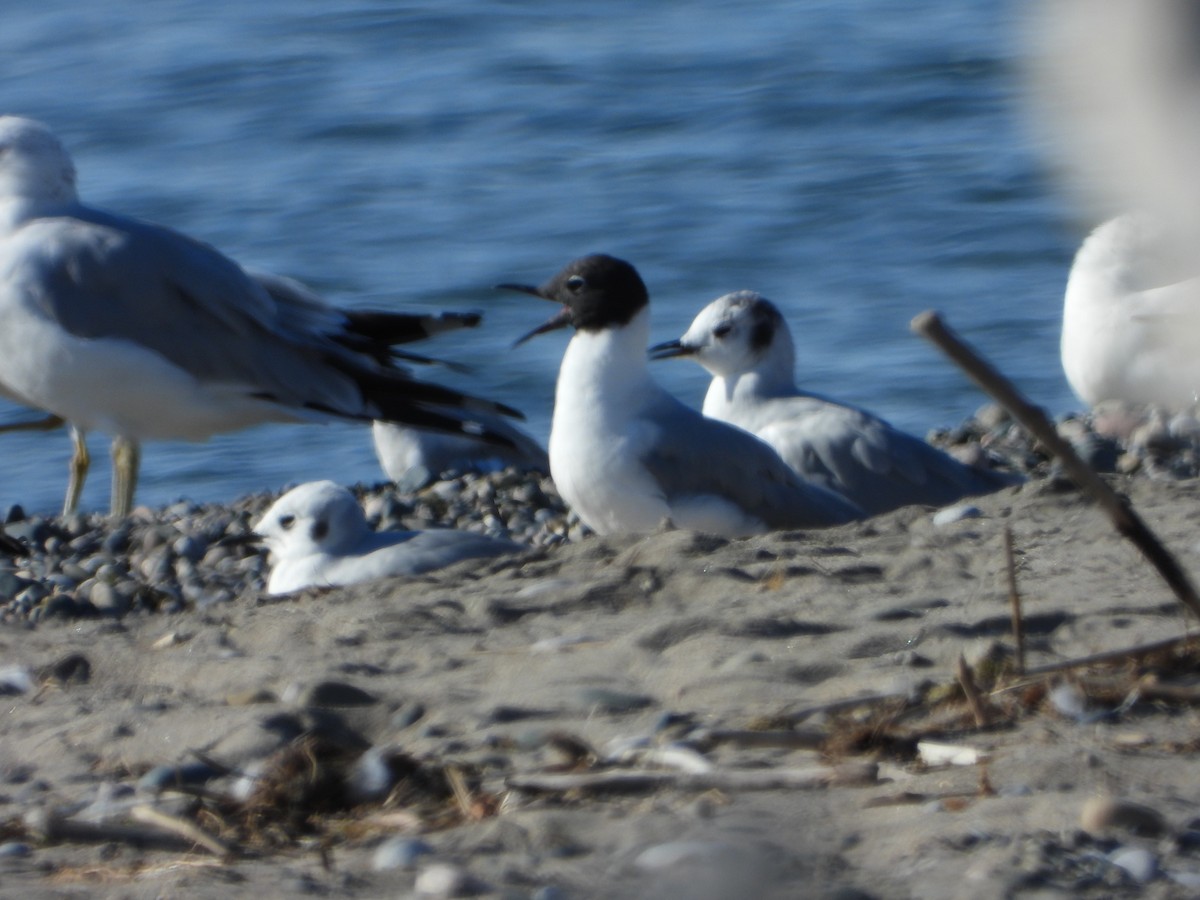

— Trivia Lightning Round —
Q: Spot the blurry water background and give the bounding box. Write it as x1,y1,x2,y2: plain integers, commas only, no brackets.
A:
0,0,1084,515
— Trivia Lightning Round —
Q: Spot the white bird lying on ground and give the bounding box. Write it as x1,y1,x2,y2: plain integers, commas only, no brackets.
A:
650,291,1021,516
254,480,521,595
1061,213,1200,411
500,255,864,537
0,115,519,517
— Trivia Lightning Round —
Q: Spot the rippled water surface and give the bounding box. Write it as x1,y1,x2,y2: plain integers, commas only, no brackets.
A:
1,0,1080,514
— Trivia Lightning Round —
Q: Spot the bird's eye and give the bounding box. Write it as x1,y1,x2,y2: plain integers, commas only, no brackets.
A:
566,275,586,293
713,322,733,339
279,514,295,530
311,520,329,541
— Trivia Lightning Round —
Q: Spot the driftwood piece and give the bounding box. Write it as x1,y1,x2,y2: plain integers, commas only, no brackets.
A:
129,804,233,858
507,762,877,794
1019,634,1198,678
23,805,229,857
912,310,1200,624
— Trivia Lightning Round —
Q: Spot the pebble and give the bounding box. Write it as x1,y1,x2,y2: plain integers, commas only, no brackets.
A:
0,665,33,695
633,840,738,871
347,746,395,802
1080,797,1169,837
1048,682,1089,722
371,836,434,872
415,862,476,897
931,504,982,526
1109,847,1158,883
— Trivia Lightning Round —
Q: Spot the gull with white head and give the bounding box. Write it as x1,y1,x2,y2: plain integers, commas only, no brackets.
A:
650,291,1021,516
0,116,519,517
501,255,863,537
254,480,520,595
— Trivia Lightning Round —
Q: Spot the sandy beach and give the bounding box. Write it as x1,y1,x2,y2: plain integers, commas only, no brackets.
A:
2,468,1200,899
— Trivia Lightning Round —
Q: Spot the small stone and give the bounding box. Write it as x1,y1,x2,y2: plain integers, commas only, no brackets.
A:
415,862,474,897
86,580,130,615
1049,682,1088,722
0,666,34,695
633,840,737,871
1109,847,1158,883
371,836,434,872
1081,796,1168,837
391,701,426,729
932,504,982,526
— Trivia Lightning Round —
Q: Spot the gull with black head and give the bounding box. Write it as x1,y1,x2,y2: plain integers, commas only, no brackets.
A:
500,255,863,537
651,291,1021,516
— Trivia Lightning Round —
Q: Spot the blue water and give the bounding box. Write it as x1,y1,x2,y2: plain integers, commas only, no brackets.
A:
0,0,1080,516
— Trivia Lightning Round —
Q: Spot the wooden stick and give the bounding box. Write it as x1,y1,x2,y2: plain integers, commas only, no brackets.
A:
130,805,233,858
956,654,991,727
1019,633,1198,678
507,762,877,794
1004,526,1026,675
912,311,1200,623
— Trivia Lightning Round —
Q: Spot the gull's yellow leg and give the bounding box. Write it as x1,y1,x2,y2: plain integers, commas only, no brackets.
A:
64,426,90,518
110,436,140,519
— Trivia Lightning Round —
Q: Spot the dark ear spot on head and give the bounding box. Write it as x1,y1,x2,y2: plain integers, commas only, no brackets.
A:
749,319,773,352
311,520,329,541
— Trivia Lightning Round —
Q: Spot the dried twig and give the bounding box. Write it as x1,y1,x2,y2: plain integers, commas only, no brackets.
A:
912,310,1200,624
956,654,991,727
1004,526,1025,675
129,804,234,859
507,762,877,794
1014,634,1198,679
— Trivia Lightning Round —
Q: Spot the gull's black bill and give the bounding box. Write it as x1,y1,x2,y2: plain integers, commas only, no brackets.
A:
497,282,577,346
647,338,695,361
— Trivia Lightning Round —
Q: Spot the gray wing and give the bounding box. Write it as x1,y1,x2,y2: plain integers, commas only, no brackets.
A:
12,205,366,412
750,397,1019,515
639,391,863,528
332,529,520,582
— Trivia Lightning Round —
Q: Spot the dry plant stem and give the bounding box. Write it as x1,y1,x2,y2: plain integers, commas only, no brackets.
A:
956,654,991,727
130,804,234,859
507,762,878,794
1004,526,1026,675
1016,632,1197,679
911,310,1200,624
